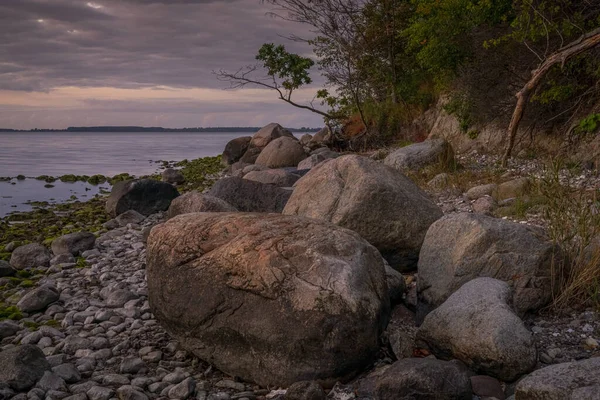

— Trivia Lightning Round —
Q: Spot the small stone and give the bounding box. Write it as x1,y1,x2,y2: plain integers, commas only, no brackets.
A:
163,370,186,384
168,377,195,399
103,374,130,386
207,394,230,400
63,394,88,400
17,286,60,313
116,385,149,400
285,381,326,400
0,320,21,339
584,337,599,350
215,380,245,391
36,371,67,392
52,364,81,384
470,375,505,400
87,386,115,400
119,357,145,374
148,382,169,393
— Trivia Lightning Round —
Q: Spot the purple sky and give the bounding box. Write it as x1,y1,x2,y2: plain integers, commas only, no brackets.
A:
0,0,326,129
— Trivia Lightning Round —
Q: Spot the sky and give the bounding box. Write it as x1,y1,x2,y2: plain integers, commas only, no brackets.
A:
0,0,326,129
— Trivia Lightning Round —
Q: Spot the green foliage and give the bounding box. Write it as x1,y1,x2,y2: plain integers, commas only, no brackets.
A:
576,113,600,135
443,94,475,133
0,304,22,320
175,155,224,192
256,44,314,91
87,175,107,185
76,257,87,269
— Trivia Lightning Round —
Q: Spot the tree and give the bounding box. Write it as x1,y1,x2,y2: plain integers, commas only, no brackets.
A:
502,27,600,165
214,43,336,121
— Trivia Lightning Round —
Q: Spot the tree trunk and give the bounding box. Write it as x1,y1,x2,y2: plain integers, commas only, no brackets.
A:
502,27,600,166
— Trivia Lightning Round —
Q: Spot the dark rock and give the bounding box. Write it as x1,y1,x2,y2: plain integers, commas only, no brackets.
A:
0,260,16,277
0,345,51,391
147,213,389,387
0,320,21,339
51,232,96,256
52,364,81,384
105,179,179,218
357,358,472,400
222,136,252,165
285,381,326,400
10,243,52,270
207,177,292,213
115,210,146,227
161,168,185,185
470,376,505,400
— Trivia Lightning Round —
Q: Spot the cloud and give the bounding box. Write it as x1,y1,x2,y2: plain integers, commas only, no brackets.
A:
0,0,329,129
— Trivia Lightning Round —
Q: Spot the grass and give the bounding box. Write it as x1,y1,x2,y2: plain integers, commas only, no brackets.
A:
534,162,600,310
0,304,22,320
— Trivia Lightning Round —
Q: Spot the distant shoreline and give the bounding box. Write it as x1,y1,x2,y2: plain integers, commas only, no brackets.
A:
0,126,322,133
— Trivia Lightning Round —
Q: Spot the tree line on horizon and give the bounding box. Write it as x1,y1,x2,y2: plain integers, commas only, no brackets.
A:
0,126,322,133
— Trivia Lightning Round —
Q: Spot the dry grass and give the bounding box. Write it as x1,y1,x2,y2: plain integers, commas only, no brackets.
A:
536,162,600,309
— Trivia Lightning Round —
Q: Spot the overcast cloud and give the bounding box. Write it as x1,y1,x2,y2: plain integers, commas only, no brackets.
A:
0,0,325,129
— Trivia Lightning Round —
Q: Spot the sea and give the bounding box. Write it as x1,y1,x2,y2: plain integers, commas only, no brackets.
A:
0,131,306,217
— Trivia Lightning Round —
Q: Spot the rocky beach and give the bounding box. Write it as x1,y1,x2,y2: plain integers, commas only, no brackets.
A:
1,123,600,400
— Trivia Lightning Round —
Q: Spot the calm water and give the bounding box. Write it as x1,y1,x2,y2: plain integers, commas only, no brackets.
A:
0,130,305,217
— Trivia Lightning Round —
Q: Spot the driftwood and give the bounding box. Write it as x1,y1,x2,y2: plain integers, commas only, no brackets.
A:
502,27,600,166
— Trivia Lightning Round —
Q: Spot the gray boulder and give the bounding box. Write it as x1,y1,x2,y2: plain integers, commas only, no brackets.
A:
243,169,300,187
283,155,443,271
167,192,237,219
309,127,331,148
516,357,600,399
208,177,292,213
384,139,455,171
250,123,295,150
222,136,252,165
10,243,52,270
0,345,51,391
297,154,333,170
255,137,308,169
356,358,472,400
115,209,146,226
51,232,96,256
0,260,16,277
416,278,537,381
105,179,179,218
17,285,60,313
466,183,498,200
417,213,562,319
299,134,313,146
239,146,262,164
0,320,21,339
147,213,390,387
161,168,185,185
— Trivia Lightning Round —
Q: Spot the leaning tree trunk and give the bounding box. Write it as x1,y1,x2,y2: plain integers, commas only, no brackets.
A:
502,27,600,166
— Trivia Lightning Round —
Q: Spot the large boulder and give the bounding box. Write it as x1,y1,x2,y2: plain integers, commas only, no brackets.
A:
383,139,455,171
357,358,472,400
208,177,292,213
51,232,96,256
243,169,300,187
105,179,179,218
417,213,562,320
283,155,443,271
167,191,237,219
10,243,52,270
17,285,60,313
416,278,537,381
250,123,295,150
515,357,600,399
222,136,252,165
255,137,308,169
147,213,390,387
493,177,531,201
297,152,338,170
0,345,51,391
